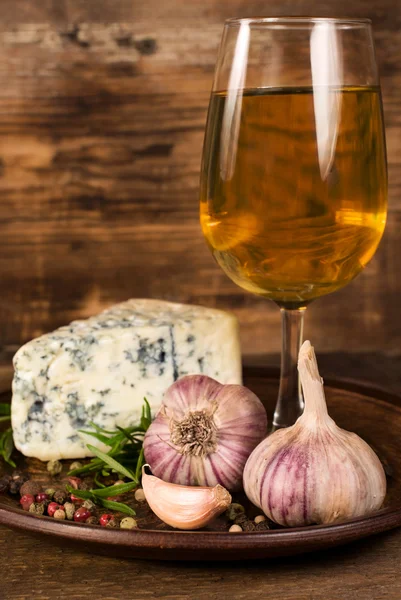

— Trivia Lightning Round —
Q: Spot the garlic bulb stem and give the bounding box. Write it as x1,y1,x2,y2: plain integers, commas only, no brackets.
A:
298,341,330,423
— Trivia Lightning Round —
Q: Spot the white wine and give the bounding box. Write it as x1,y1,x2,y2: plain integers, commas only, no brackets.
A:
200,87,387,307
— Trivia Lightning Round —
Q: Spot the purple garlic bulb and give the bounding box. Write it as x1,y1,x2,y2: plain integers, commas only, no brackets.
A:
243,341,387,527
143,374,267,491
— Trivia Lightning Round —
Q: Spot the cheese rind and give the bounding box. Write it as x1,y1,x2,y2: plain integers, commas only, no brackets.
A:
11,299,242,461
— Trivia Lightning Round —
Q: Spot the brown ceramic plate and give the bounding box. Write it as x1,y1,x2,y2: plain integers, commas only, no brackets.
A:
1,367,401,561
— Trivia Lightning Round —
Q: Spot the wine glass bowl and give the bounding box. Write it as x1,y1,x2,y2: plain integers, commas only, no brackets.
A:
200,87,387,308
200,18,387,427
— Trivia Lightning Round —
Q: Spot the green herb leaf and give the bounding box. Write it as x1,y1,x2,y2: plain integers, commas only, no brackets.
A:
91,481,137,498
100,499,136,516
116,426,137,444
140,398,152,431
66,486,94,500
68,458,103,476
94,472,106,488
66,398,151,516
2,430,15,467
135,447,145,482
78,429,115,446
0,404,11,416
0,427,16,467
87,444,137,482
87,421,117,435
0,416,11,423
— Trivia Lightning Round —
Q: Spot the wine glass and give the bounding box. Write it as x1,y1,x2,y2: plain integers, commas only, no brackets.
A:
200,17,387,428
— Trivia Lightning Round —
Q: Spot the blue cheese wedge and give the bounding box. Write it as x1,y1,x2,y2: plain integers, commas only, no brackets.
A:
11,299,242,461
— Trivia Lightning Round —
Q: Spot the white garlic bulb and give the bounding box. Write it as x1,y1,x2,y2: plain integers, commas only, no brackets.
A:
243,341,387,527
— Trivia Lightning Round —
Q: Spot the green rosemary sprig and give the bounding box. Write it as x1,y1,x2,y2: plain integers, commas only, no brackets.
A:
66,483,137,516
90,481,137,497
68,398,152,480
86,444,137,482
66,398,152,515
100,499,136,516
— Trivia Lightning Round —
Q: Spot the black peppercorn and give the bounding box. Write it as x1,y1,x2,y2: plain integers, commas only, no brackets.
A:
11,470,29,484
232,513,259,531
20,481,42,497
241,521,257,532
9,471,29,493
9,480,22,495
53,490,68,504
0,475,11,493
233,513,248,526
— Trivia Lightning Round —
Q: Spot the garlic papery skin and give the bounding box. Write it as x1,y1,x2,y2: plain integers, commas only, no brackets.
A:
141,465,232,530
143,374,267,491
243,341,387,527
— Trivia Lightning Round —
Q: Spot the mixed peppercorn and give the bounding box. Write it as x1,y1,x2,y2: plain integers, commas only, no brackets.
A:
0,463,139,530
225,502,270,532
0,463,271,532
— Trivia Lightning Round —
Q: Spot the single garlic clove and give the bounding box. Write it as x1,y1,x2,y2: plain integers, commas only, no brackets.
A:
142,465,232,530
243,341,387,527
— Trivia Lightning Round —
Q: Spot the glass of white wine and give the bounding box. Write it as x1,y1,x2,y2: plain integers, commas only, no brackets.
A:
200,17,387,428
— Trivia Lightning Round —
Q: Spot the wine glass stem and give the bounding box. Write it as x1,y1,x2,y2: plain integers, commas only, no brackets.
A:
273,307,306,430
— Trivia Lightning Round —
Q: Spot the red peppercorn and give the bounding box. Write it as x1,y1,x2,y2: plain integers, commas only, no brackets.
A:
99,514,114,527
20,494,35,511
48,502,65,518
68,477,82,490
73,507,92,523
36,493,49,503
70,494,84,504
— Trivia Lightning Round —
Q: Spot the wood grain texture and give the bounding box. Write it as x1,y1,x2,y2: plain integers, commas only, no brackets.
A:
0,0,400,362
0,528,401,600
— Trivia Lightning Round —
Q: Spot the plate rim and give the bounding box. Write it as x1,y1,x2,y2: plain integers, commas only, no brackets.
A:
0,502,400,546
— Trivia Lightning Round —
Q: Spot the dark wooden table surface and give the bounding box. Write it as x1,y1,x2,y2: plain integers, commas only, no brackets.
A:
1,353,400,600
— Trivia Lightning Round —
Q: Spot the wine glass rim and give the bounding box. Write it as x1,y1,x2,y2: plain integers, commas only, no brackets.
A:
225,16,372,27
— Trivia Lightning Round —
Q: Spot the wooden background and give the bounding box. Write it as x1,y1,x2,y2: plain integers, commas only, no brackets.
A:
0,0,400,362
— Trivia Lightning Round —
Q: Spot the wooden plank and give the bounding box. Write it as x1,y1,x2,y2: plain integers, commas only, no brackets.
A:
1,522,401,599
